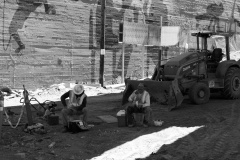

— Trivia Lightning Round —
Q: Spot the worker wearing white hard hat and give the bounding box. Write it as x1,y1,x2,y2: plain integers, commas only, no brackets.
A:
61,84,88,133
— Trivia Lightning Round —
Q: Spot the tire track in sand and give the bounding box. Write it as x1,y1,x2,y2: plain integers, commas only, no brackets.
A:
203,101,240,159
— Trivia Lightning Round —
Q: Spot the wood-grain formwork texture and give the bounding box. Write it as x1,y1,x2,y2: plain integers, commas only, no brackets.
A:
0,0,240,89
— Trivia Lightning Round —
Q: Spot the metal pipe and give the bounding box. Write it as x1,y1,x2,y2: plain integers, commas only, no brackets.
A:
141,8,146,79
159,16,163,70
204,37,207,50
100,0,106,87
197,36,200,50
0,92,4,139
121,16,125,83
142,46,145,79
225,36,230,60
121,42,125,83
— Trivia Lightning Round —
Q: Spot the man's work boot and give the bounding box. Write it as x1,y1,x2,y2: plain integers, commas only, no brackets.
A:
11,33,25,53
15,44,25,53
44,4,56,14
143,123,148,128
128,124,134,127
128,121,135,128
62,126,70,133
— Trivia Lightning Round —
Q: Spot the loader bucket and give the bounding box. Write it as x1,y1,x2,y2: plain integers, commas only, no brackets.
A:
122,79,184,111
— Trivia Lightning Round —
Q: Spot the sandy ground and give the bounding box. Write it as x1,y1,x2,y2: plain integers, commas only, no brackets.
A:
1,84,240,160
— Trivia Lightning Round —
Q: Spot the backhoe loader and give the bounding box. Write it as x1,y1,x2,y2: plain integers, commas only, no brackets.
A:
122,32,240,110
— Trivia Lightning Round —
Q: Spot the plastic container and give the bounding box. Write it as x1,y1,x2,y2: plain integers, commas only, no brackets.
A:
116,110,127,127
154,120,164,126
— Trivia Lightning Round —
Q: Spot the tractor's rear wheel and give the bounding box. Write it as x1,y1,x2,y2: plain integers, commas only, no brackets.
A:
189,82,210,104
223,67,240,99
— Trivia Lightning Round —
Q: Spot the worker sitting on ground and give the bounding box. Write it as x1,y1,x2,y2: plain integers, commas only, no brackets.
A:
126,83,152,127
60,84,88,133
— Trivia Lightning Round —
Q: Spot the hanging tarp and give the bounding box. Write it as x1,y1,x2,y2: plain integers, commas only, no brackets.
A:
148,25,161,46
123,21,148,45
123,21,162,46
123,22,182,47
160,26,181,46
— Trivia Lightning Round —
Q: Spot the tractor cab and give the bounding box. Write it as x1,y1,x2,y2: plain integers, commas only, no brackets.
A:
191,32,231,60
191,32,228,74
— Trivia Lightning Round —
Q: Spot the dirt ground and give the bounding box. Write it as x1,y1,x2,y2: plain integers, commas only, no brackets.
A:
1,85,240,160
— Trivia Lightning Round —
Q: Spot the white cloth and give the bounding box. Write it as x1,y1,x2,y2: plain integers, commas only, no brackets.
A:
160,26,180,46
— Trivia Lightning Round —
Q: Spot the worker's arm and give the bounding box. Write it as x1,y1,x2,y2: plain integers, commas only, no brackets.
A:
60,91,70,108
76,97,87,111
142,93,150,108
128,91,136,102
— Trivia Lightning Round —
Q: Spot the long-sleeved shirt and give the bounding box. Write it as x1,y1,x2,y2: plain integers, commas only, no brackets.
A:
61,90,87,111
128,90,150,107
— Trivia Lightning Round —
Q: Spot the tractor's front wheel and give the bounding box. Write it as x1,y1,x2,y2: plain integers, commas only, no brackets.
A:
189,82,210,104
223,67,240,99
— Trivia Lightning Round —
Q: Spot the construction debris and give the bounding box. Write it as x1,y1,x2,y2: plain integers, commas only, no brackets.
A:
3,83,124,107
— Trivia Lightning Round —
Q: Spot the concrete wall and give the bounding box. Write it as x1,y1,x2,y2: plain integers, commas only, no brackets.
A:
0,0,239,89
